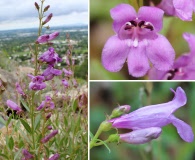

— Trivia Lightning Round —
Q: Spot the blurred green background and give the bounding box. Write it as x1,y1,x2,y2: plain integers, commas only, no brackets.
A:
90,0,195,80
90,82,195,160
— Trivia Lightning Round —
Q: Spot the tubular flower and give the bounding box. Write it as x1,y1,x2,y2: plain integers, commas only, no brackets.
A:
39,47,61,66
28,74,46,90
63,68,73,77
37,95,55,110
62,79,69,88
22,149,34,159
102,4,175,77
15,82,25,96
157,0,193,21
149,33,195,80
120,127,162,144
6,100,22,113
36,31,59,43
109,87,194,143
42,13,53,25
42,65,62,81
41,130,58,143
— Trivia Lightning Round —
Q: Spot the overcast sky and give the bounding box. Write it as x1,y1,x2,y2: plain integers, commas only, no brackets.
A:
0,0,88,30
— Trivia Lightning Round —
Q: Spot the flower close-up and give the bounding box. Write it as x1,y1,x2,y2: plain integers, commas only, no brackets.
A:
102,4,175,77
149,33,195,80
28,74,46,90
109,87,194,143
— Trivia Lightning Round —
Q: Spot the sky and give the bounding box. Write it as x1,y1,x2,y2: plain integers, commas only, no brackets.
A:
0,0,88,30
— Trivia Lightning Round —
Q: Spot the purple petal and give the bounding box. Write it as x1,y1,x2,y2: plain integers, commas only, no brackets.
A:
138,6,164,31
110,87,186,129
120,127,162,144
183,33,195,54
6,100,22,112
157,0,175,16
148,68,167,80
48,32,59,41
173,0,193,21
170,115,194,142
127,42,150,77
110,4,136,33
102,35,129,72
146,34,175,71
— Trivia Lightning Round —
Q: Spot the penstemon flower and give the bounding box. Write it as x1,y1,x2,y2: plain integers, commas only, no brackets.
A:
36,32,59,44
28,74,46,90
109,87,194,143
157,0,194,21
102,4,175,77
6,100,22,113
41,130,58,143
22,149,34,159
42,65,62,81
15,82,25,96
149,33,195,80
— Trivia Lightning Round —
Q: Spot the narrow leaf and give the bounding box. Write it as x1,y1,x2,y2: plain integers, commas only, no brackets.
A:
20,119,31,134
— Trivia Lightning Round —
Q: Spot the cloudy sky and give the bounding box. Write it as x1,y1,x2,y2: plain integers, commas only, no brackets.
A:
0,0,88,30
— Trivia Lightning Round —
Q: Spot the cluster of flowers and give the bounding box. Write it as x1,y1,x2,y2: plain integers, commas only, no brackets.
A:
102,1,195,79
107,87,194,144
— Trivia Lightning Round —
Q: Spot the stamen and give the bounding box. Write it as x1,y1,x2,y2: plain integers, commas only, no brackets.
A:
130,20,137,27
167,69,178,80
138,21,154,31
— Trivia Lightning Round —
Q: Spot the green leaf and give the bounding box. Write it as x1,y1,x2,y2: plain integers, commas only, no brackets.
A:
0,153,9,159
20,99,30,112
14,148,22,160
8,136,14,150
0,116,6,125
90,132,94,139
20,119,31,134
72,100,78,112
6,115,12,127
34,113,41,130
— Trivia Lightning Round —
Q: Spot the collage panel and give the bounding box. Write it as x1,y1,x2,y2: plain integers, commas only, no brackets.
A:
90,82,195,160
0,0,88,159
90,0,195,80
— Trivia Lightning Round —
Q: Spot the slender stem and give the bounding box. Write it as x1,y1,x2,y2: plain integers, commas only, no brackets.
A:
128,0,139,11
138,0,143,7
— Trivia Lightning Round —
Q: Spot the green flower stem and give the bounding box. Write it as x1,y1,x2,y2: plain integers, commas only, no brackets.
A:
138,0,143,7
128,0,139,11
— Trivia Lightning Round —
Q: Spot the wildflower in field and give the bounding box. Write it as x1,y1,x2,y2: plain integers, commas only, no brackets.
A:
39,47,61,66
63,68,73,77
42,65,62,81
6,100,22,114
157,0,193,21
42,13,53,25
36,32,59,44
72,79,78,88
120,127,161,144
28,74,46,90
15,82,25,96
62,79,69,88
41,130,58,143
109,87,194,143
22,149,34,159
49,154,60,160
102,4,175,77
149,33,195,80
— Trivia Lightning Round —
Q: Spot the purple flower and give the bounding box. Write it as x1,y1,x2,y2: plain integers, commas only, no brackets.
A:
6,100,22,113
37,95,55,110
36,32,59,44
63,68,73,77
102,4,175,77
42,65,62,81
39,47,61,66
15,82,25,96
41,130,58,143
49,154,60,160
109,87,194,142
72,79,78,88
47,125,52,130
28,74,46,90
120,127,161,144
42,13,53,25
22,149,34,159
149,33,195,80
157,0,193,21
62,79,69,88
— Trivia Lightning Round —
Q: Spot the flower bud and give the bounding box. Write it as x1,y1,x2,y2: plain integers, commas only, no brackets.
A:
99,121,112,132
120,127,162,144
22,149,34,159
44,5,50,12
34,2,39,10
107,134,120,143
110,105,131,119
41,130,58,143
6,100,22,113
42,13,53,25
